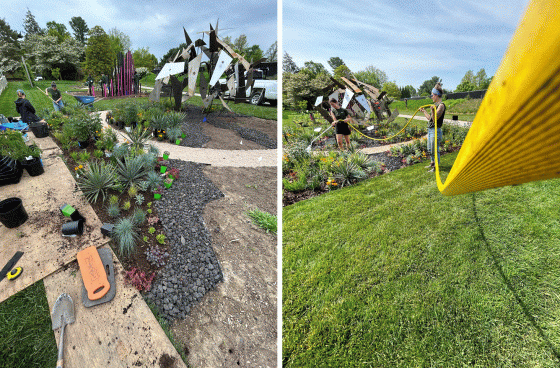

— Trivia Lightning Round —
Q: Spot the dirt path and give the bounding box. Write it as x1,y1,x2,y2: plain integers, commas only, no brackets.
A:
172,166,277,368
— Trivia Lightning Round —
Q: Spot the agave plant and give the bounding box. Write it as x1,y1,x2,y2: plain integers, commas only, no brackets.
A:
112,217,139,256
150,113,167,131
331,160,366,187
348,152,377,173
116,155,152,189
76,161,119,203
112,143,130,161
122,125,152,153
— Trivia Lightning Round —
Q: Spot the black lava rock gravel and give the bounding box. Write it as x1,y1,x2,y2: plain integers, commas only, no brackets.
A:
145,159,224,322
179,119,210,148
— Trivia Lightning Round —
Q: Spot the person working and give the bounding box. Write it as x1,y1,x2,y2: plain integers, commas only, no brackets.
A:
14,89,43,124
419,83,446,172
46,82,64,111
329,98,353,150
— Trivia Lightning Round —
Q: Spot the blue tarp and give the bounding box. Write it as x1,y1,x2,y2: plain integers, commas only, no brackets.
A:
0,122,28,131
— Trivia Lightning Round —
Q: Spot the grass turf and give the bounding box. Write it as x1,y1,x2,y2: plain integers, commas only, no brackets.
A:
283,151,560,367
0,281,57,368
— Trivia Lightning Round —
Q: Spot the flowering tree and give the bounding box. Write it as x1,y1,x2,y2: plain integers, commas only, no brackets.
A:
23,33,84,79
283,71,330,110
0,19,22,75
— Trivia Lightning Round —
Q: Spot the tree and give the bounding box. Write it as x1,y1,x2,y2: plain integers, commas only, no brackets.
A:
108,27,131,56
327,57,345,71
333,64,351,81
302,61,328,77
0,18,22,75
233,34,248,54
265,41,277,62
69,16,88,44
354,65,388,89
382,81,401,99
222,36,233,48
455,70,476,92
85,26,115,77
283,52,299,73
418,76,442,96
159,43,187,67
244,45,263,63
283,70,331,110
475,68,491,89
46,21,71,43
23,9,42,37
400,85,416,99
132,47,157,69
23,33,84,79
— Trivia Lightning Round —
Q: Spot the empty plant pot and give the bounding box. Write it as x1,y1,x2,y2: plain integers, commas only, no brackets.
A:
100,223,114,237
0,197,28,228
21,157,44,177
29,122,49,138
62,220,84,236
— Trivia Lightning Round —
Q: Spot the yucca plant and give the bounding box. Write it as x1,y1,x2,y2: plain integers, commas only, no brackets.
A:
167,126,183,143
150,113,167,131
112,217,139,256
116,155,152,189
76,161,119,203
112,144,130,161
348,152,377,173
332,160,366,187
165,111,186,129
123,125,152,154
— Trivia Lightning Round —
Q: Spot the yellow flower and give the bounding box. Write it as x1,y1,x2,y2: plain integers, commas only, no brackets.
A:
74,167,78,170
332,182,338,186
159,134,162,137
79,165,83,169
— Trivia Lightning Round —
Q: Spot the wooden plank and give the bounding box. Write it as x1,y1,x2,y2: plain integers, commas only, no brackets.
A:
341,76,361,94
0,134,106,303
215,38,251,70
218,95,233,112
43,245,187,368
208,51,232,88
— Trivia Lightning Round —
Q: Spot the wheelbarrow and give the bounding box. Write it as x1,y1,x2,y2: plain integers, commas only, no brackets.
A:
73,95,95,110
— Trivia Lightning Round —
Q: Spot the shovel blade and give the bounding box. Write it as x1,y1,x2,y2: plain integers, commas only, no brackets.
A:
51,293,75,330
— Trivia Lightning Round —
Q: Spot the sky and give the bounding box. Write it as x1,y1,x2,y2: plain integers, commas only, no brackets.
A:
1,0,277,62
283,0,532,91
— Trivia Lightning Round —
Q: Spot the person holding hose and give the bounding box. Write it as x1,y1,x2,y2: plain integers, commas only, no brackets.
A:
329,98,353,150
46,82,64,111
419,82,446,172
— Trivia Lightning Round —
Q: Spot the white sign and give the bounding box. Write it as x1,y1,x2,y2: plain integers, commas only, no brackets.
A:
155,62,185,80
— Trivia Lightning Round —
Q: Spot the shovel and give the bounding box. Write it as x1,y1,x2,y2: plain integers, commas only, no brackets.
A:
51,293,75,368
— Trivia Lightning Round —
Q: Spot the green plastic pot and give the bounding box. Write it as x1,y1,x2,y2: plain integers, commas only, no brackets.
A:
175,139,181,145
163,154,169,160
160,166,167,174
154,193,162,200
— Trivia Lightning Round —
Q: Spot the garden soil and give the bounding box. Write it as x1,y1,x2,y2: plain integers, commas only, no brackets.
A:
171,166,277,368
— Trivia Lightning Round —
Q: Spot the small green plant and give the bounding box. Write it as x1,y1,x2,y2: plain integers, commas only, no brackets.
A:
109,195,119,206
146,201,152,208
135,194,144,206
148,227,156,234
122,201,131,211
147,208,152,214
78,151,90,162
247,209,277,234
70,151,79,161
128,184,138,198
156,233,166,244
76,161,120,203
93,149,104,159
143,236,148,242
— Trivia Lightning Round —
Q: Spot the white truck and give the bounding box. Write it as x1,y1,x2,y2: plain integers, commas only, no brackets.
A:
220,69,277,105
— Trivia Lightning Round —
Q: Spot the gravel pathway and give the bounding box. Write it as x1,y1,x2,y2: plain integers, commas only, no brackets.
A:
145,160,225,322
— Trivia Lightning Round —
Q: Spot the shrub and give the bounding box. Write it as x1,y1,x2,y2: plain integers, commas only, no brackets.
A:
332,161,366,187
145,171,163,191
76,161,119,203
112,217,139,256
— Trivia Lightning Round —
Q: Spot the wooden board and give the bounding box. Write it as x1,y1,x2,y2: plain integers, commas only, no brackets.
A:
208,51,232,88
341,76,361,94
0,134,106,303
44,245,187,368
216,38,251,70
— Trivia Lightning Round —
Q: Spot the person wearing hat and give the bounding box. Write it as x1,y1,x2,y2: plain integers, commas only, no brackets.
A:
14,89,43,124
46,82,64,111
419,82,446,172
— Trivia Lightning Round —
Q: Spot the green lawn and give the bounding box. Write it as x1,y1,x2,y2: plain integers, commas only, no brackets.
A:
0,79,276,121
283,151,560,367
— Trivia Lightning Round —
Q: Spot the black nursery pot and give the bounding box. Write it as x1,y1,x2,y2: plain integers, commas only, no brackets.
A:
61,219,84,236
0,197,28,228
78,140,89,149
22,157,44,177
29,122,49,138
